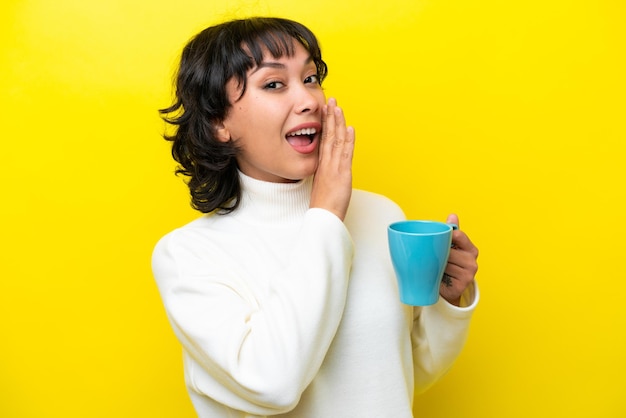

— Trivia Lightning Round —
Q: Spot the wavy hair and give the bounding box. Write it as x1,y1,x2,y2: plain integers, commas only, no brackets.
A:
159,17,328,213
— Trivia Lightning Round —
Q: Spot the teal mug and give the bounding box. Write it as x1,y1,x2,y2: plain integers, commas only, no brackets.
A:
387,220,457,306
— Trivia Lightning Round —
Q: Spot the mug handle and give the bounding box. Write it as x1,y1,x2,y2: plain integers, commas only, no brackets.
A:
442,223,459,287
448,223,458,247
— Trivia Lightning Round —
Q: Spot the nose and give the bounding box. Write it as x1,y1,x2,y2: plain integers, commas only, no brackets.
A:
294,84,322,114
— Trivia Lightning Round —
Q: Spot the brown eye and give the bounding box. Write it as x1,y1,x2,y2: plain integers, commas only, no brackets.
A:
264,81,284,89
304,75,320,84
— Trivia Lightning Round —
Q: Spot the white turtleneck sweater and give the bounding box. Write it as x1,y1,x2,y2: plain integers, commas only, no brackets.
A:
152,173,478,418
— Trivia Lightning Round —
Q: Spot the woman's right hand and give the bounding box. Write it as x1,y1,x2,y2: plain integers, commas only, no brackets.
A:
310,98,355,221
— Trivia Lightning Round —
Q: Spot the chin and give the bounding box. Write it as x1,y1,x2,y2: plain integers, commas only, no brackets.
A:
282,158,317,180
286,172,315,182
296,162,318,180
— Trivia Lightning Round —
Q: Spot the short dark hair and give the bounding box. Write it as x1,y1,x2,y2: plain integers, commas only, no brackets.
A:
159,17,328,213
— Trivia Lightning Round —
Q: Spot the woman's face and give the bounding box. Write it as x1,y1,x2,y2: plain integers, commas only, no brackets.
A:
218,41,325,183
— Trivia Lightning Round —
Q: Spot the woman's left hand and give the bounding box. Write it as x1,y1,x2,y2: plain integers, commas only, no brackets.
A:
439,213,479,306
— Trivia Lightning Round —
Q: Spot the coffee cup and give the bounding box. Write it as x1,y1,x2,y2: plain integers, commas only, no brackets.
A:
387,220,457,306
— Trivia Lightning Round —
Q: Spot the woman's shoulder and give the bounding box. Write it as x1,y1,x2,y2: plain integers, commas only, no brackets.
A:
348,189,406,224
351,189,404,214
151,213,241,278
153,214,220,254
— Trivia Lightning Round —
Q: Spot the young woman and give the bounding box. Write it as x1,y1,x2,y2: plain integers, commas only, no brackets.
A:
153,17,479,417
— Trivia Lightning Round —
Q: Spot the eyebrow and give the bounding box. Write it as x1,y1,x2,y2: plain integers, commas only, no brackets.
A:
250,55,314,75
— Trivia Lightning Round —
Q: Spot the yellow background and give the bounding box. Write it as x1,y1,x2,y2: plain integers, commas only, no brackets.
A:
1,0,624,416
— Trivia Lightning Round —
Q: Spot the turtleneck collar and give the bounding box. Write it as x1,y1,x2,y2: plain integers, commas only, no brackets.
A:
230,171,313,226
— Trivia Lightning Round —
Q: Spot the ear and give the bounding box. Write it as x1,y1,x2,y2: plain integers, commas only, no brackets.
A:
214,121,231,143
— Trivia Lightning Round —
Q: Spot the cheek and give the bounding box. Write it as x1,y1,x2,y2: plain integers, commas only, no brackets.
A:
223,106,250,138
315,90,326,106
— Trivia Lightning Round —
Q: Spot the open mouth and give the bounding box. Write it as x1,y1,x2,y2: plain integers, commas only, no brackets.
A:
286,127,317,147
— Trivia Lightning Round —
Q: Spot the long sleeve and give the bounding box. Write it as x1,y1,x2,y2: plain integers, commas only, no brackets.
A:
411,281,479,393
152,208,353,415
340,188,480,395
152,178,479,418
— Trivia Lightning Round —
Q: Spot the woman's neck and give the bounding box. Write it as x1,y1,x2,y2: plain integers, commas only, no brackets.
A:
230,171,313,226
